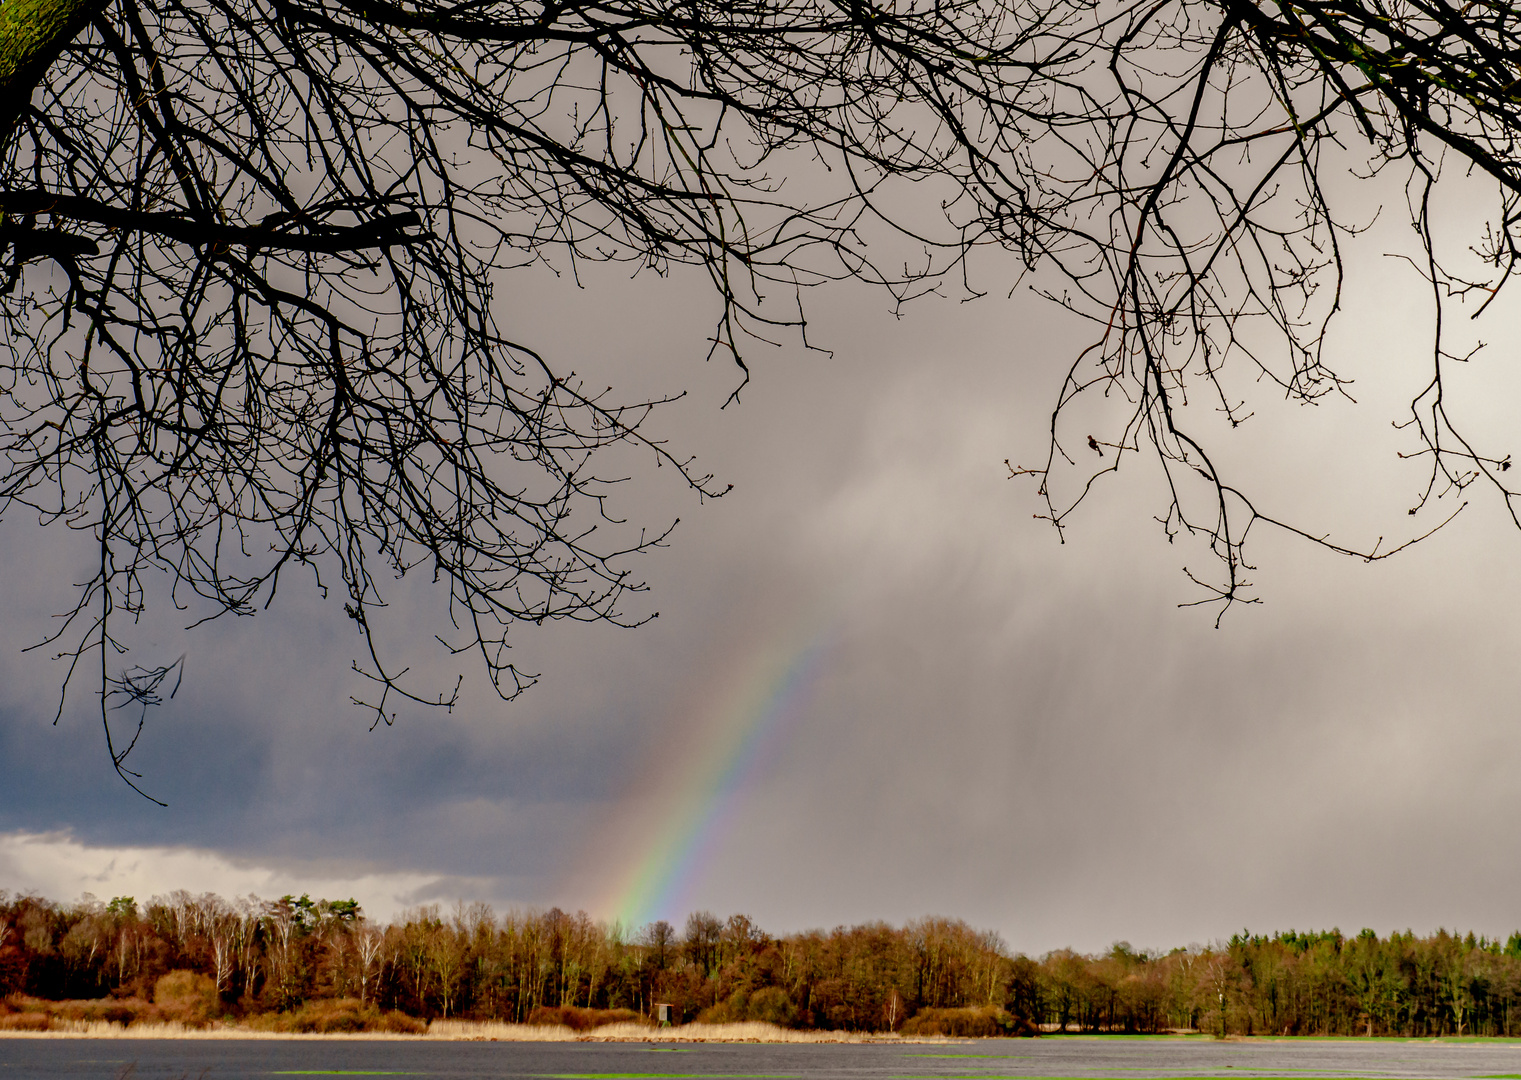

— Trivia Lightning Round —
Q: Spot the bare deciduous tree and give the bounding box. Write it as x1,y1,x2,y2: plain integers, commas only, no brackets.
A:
0,0,1038,794
983,0,1521,616
354,919,387,1007
5,0,1521,794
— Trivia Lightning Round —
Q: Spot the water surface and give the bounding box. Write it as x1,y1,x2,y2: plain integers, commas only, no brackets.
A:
7,1035,1521,1080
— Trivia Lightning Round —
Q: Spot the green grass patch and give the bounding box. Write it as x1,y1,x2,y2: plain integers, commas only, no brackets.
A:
548,1075,1013,1080
546,1074,784,1079
972,1070,1366,1076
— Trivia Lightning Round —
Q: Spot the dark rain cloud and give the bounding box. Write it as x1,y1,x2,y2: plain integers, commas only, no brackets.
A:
4,235,1521,952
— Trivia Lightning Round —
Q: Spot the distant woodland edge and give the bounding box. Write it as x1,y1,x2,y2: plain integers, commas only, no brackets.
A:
1,890,1517,1038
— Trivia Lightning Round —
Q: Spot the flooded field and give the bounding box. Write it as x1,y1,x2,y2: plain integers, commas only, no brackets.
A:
7,1036,1521,1080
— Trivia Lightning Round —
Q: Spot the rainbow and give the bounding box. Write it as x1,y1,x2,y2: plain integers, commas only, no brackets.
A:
583,626,833,931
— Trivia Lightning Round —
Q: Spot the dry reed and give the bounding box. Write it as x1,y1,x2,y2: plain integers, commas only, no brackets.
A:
428,1019,910,1042
0,1019,936,1042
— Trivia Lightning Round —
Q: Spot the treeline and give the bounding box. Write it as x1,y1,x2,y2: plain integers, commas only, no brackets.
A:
3,890,1520,1036
1020,929,1521,1037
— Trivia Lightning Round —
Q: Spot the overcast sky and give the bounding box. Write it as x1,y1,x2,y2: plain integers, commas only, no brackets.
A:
3,191,1521,956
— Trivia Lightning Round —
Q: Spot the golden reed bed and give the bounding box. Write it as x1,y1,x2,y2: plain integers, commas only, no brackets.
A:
0,1019,924,1042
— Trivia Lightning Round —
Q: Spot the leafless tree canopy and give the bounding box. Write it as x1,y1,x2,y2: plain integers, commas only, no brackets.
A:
3,0,1520,786
990,0,1521,614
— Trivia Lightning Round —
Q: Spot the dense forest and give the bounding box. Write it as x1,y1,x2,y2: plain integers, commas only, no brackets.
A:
2,890,1520,1036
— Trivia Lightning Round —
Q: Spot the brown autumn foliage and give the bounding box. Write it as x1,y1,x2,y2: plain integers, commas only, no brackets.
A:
4,889,1521,1036
527,1006,643,1030
0,1011,51,1032
900,1006,1025,1037
247,998,427,1034
0,993,162,1029
154,970,219,1027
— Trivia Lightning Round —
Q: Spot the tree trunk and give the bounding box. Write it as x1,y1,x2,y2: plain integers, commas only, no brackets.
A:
0,0,109,144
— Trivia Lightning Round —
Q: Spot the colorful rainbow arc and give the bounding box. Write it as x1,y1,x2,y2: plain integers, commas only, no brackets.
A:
597,630,833,931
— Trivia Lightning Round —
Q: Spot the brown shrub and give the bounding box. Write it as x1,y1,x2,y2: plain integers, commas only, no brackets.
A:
153,970,218,1027
292,999,368,1033
248,999,427,1034
0,994,164,1029
693,1000,738,1025
51,996,159,1026
376,1010,428,1034
526,1005,644,1031
0,1012,51,1031
695,987,798,1028
900,1006,1032,1037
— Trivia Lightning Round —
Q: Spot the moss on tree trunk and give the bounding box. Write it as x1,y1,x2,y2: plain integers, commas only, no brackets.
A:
0,0,108,144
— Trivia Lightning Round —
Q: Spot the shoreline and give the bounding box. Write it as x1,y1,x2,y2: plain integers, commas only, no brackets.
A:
6,1027,1521,1045
0,1019,944,1043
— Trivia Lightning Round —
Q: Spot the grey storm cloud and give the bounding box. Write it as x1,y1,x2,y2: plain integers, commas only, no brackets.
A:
4,224,1521,954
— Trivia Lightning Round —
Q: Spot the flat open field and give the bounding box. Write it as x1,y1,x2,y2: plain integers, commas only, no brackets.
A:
8,1035,1521,1080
